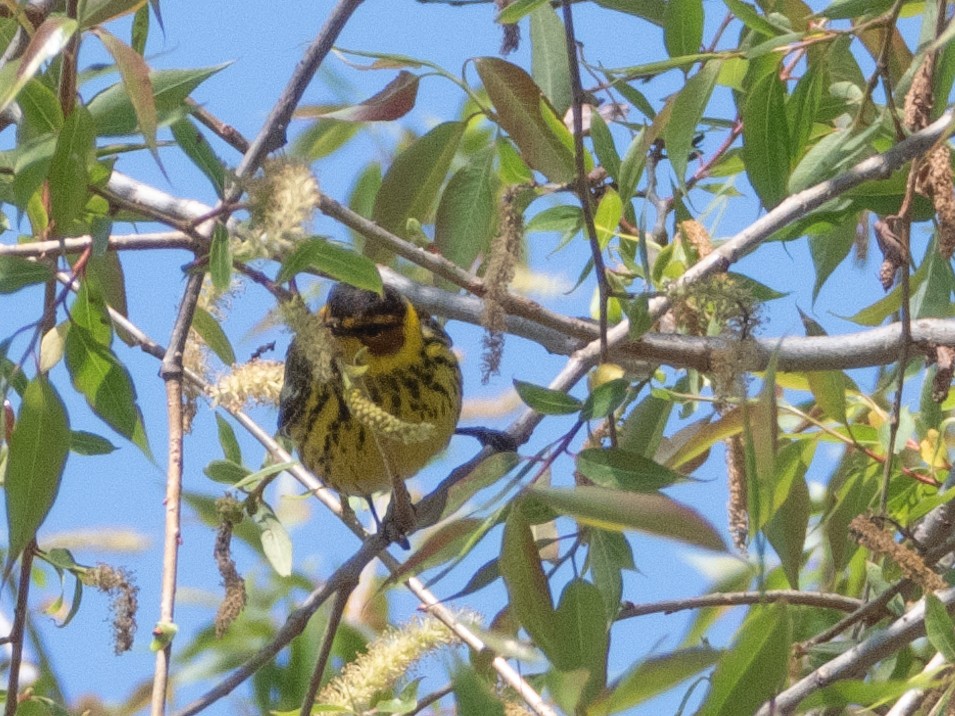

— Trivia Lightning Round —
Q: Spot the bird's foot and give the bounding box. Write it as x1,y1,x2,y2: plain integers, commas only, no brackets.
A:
454,426,518,452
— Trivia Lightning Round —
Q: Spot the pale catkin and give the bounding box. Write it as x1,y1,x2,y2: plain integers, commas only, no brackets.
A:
904,57,934,133
481,185,525,383
238,158,321,259
725,434,748,554
343,385,436,445
849,514,946,592
926,146,955,260
81,565,139,654
208,360,284,412
317,616,461,713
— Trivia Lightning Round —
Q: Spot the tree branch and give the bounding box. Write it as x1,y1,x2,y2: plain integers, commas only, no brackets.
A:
757,587,955,715
617,590,863,620
233,0,366,177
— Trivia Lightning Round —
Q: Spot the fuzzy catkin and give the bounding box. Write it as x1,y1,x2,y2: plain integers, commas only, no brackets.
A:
317,616,461,713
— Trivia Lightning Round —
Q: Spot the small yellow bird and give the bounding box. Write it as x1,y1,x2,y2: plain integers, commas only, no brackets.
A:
278,283,462,535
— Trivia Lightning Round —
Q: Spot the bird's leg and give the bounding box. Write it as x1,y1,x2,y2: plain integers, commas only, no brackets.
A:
455,426,518,452
380,476,415,550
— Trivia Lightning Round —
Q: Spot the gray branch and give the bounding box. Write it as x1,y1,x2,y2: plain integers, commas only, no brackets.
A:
757,587,955,715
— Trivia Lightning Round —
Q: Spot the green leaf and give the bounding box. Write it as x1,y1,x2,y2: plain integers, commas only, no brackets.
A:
203,459,251,484
513,379,583,415
786,58,825,161
742,63,790,208
453,664,506,716
925,593,955,663
370,121,465,243
252,502,292,577
593,188,623,248
721,0,782,37
589,109,621,181
18,79,64,141
817,0,896,20
70,430,118,455
663,0,704,58
663,409,744,470
215,414,242,464
763,442,812,588
696,603,792,716
745,366,778,531
6,376,70,566
554,579,609,707
594,0,665,24
171,117,226,196
92,27,158,161
209,222,232,291
64,325,150,456
191,306,235,366
434,147,498,278
841,255,929,326
78,0,146,27
277,238,382,293
911,242,955,320
49,105,95,230
501,506,559,656
664,60,721,184
588,528,634,620
619,393,672,458
530,4,571,115
0,18,77,117
496,0,549,23
476,57,576,183
807,370,847,425
577,447,685,491
13,134,57,212
788,124,879,194
291,118,360,161
531,485,726,551
88,64,229,136
525,204,582,234
131,3,149,55
587,646,720,715
808,219,855,303
72,272,114,345
581,377,629,420
0,256,53,294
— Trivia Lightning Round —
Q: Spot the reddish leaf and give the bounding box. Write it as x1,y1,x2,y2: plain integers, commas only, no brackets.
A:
92,28,158,160
476,57,576,183
319,71,419,122
0,18,77,116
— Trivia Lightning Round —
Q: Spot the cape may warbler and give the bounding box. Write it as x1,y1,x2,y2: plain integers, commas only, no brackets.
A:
278,284,462,529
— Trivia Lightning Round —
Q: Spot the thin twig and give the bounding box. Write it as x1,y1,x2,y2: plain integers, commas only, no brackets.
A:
300,587,354,716
561,0,609,364
880,177,918,513
617,590,863,620
757,587,955,715
4,540,35,716
407,683,454,716
150,365,188,716
0,233,196,257
186,100,251,154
